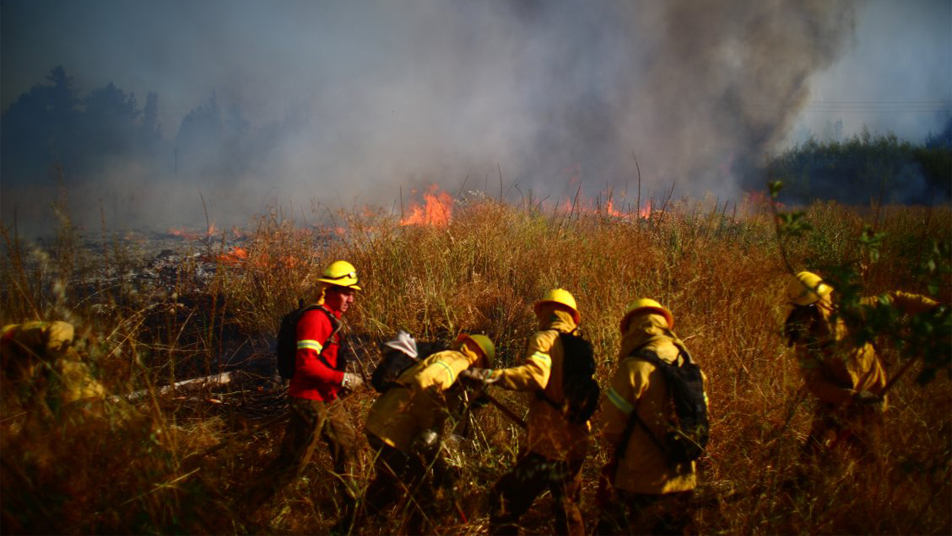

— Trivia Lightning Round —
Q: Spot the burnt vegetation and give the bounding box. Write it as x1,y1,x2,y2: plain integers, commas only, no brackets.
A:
2,64,951,536
1,188,950,534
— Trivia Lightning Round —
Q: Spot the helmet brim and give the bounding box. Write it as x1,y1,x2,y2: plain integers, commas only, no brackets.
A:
319,279,361,291
620,307,674,333
533,300,581,325
456,333,493,365
788,284,831,306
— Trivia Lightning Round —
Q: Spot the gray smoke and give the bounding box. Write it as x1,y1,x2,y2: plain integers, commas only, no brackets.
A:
610,1,858,190
1,0,862,234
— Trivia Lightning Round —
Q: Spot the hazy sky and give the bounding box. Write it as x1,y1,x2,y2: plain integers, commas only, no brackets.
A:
1,0,950,230
789,0,951,144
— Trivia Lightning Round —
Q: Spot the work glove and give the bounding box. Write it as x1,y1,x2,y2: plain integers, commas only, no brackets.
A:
855,390,883,406
341,372,364,390
459,368,498,385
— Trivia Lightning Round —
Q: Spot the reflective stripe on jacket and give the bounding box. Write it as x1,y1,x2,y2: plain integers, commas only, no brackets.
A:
492,309,591,461
599,313,698,494
288,307,345,401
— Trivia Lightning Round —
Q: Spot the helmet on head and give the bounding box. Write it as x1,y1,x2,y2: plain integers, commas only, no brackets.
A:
534,288,581,325
317,260,361,291
456,333,495,366
787,271,832,307
619,298,674,333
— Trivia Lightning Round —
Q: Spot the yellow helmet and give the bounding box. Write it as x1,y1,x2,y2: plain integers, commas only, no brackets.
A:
619,298,674,333
456,333,495,366
787,271,832,307
534,288,581,325
317,260,361,290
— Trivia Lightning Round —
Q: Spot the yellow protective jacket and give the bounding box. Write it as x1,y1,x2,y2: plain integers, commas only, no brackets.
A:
797,291,937,406
365,345,481,453
1,321,106,405
599,313,699,494
490,309,591,461
2,321,75,358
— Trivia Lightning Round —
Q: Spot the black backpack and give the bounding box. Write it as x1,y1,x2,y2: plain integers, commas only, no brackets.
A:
630,345,709,464
371,349,418,393
539,331,600,424
370,340,445,393
275,302,343,382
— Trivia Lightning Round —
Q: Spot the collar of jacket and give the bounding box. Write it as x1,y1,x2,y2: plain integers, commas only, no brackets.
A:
618,313,683,360
538,308,578,333
314,303,344,320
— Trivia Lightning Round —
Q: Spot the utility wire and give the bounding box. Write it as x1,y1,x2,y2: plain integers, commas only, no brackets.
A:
744,100,952,113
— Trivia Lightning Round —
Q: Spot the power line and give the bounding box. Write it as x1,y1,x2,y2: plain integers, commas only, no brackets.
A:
805,100,952,104
744,100,952,114
751,109,952,113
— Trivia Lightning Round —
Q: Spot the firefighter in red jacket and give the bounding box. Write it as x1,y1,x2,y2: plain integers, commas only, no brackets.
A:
247,260,365,531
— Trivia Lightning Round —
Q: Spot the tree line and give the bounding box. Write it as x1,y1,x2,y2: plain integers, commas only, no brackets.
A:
766,124,952,205
1,66,308,186
3,65,950,206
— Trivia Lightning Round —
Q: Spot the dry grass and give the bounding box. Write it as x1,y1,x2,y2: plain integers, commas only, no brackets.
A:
1,193,949,534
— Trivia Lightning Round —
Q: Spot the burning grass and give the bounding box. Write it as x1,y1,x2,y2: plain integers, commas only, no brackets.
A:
1,192,950,534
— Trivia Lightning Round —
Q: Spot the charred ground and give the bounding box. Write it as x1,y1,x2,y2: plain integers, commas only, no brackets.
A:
1,196,950,535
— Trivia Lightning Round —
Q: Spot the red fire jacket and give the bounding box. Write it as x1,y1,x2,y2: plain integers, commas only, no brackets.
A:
288,307,345,401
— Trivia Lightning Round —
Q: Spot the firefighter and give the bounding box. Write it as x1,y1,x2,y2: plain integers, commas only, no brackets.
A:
783,271,938,466
246,260,365,531
596,299,701,536
1,320,107,418
362,333,494,534
462,288,590,536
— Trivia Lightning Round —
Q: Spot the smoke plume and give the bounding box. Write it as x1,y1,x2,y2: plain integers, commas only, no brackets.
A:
1,0,862,234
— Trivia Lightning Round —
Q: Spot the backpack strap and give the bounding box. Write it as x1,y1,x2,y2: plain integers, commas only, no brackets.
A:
614,345,679,462
619,401,671,462
536,388,562,413
299,304,345,372
390,358,422,390
534,329,574,414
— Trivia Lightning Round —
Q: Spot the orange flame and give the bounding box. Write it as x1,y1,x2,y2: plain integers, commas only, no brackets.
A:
168,228,199,239
167,223,219,240
218,247,248,266
638,200,652,219
605,198,624,218
215,246,301,270
400,185,453,226
553,193,651,220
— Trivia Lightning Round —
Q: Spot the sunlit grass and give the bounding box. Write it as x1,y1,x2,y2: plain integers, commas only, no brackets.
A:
1,194,949,534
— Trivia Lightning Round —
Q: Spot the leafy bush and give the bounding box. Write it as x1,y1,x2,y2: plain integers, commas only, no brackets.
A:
768,127,952,205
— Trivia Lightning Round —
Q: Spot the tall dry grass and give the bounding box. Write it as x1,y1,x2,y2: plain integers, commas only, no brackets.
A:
1,193,949,534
